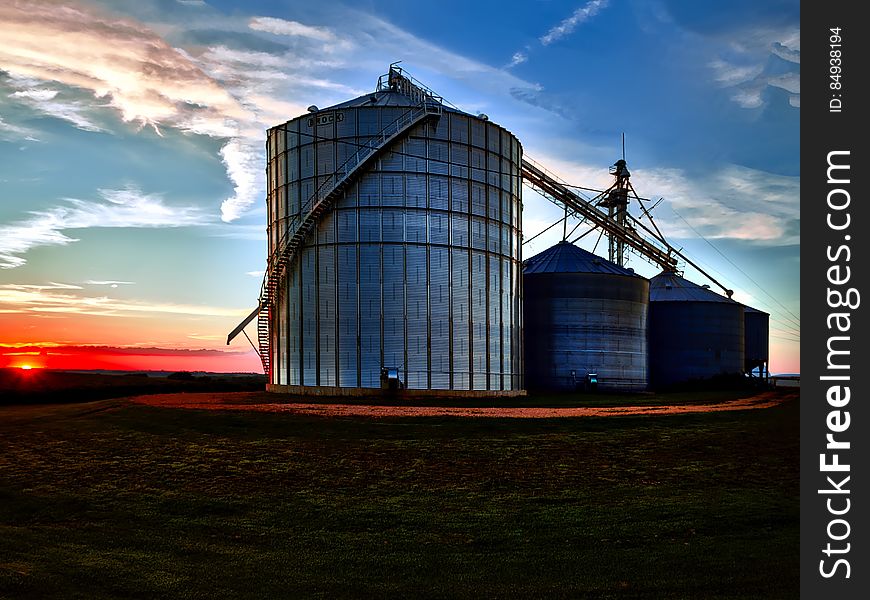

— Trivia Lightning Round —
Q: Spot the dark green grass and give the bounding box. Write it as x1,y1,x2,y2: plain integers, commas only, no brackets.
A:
0,396,798,599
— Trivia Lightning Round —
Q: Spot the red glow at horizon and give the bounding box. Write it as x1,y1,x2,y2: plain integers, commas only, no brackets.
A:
0,345,262,373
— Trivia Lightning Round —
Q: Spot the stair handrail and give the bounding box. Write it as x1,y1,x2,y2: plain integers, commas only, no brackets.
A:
260,101,440,308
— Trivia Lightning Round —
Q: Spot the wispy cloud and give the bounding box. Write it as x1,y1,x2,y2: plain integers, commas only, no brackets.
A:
7,85,107,132
0,186,208,268
708,59,764,86
248,16,338,42
634,164,799,244
507,51,528,68
0,343,249,357
706,27,800,110
522,150,799,254
83,280,135,288
0,284,247,318
771,42,800,64
0,115,39,142
0,1,255,219
1,2,543,227
505,0,610,70
540,0,610,46
767,73,800,95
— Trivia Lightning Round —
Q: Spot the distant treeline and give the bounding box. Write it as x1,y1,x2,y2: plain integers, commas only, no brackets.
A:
0,369,267,405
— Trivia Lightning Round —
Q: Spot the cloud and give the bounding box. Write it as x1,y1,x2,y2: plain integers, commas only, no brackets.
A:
767,72,799,95
771,42,800,64
218,138,262,222
0,284,247,318
0,343,249,358
522,150,799,250
0,1,257,218
540,0,610,45
509,86,575,120
731,88,764,109
2,1,542,226
635,164,799,244
83,280,135,286
0,115,39,142
7,85,106,132
506,0,609,69
507,52,528,68
248,16,337,42
706,27,800,109
0,4,248,129
708,59,764,86
0,186,208,268
339,11,540,103
10,282,83,291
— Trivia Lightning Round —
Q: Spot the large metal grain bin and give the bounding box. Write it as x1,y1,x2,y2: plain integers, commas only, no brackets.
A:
523,241,649,392
264,67,523,393
743,306,770,377
649,272,744,388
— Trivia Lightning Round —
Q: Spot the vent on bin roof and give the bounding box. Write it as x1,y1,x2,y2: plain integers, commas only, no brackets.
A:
650,272,739,303
524,241,639,276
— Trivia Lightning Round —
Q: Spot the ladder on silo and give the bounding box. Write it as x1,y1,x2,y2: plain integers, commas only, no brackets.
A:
227,100,443,377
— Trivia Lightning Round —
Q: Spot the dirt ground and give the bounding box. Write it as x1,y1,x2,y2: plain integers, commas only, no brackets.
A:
130,390,795,418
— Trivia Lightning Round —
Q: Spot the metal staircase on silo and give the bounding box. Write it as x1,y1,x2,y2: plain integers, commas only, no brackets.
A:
227,96,443,377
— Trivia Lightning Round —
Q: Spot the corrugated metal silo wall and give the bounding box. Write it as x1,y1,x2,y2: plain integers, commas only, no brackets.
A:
524,273,649,391
265,106,523,391
649,302,745,388
744,311,770,368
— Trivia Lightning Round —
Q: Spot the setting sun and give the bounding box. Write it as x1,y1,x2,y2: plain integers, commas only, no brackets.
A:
20,365,33,370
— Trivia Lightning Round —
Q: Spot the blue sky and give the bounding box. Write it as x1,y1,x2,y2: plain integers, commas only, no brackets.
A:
0,0,800,372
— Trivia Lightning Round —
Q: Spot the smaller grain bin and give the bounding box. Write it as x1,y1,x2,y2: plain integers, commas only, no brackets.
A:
743,306,770,378
648,272,744,388
523,241,649,392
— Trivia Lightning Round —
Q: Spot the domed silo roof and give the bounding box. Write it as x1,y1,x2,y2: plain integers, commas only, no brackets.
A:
648,272,745,388
524,241,639,276
649,271,738,303
523,242,649,392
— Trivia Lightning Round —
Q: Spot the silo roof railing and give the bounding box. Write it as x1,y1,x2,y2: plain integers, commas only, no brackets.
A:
377,62,450,108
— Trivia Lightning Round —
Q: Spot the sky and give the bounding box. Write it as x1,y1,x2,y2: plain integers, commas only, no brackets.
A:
0,0,800,373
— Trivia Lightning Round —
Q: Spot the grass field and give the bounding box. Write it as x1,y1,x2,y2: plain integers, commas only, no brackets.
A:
0,392,798,599
0,369,266,405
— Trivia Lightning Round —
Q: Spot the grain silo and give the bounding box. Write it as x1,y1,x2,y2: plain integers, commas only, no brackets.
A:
523,241,649,392
260,66,523,394
648,272,744,388
743,306,770,378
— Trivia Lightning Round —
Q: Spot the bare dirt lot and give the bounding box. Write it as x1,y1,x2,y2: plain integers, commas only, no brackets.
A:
131,389,794,418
